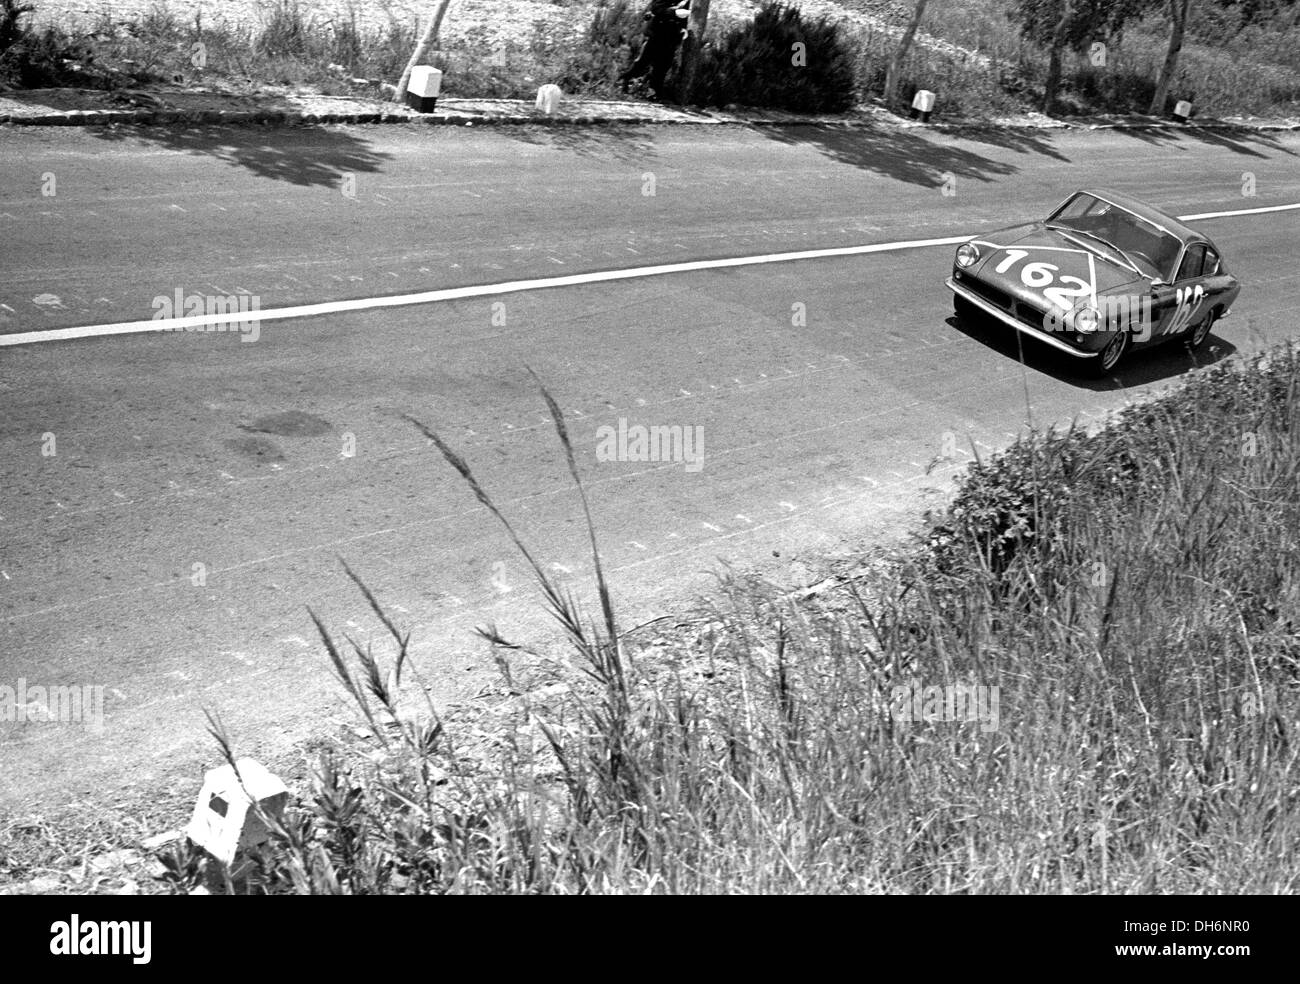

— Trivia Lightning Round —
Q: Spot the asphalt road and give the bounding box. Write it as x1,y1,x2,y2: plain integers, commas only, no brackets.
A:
2,120,1298,816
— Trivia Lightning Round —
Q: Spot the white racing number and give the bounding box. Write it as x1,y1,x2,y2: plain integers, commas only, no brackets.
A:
993,249,1092,310
1162,283,1206,336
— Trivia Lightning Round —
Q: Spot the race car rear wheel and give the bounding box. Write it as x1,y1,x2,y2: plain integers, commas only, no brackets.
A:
1187,308,1217,351
1085,329,1130,377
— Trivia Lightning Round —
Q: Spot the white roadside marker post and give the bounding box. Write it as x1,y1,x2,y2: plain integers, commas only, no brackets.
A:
185,758,289,866
1172,99,1193,123
536,84,563,115
910,89,936,123
405,66,443,113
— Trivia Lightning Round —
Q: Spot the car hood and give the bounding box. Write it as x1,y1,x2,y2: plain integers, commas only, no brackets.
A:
965,222,1149,309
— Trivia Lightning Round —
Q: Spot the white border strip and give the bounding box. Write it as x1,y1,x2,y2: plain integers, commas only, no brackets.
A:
3,200,1295,348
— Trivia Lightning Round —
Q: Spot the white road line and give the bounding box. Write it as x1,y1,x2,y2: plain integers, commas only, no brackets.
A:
4,201,1293,349
1178,202,1300,220
0,235,971,346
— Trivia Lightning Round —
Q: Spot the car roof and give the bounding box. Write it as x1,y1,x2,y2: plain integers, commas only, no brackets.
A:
1076,188,1207,244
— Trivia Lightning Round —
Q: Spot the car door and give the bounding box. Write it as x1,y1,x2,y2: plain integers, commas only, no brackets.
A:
1151,243,1211,340
1198,245,1235,310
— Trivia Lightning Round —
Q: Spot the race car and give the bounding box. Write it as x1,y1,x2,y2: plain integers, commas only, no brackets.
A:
946,189,1241,376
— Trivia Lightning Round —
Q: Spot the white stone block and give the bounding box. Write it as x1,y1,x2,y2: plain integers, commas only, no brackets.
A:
185,758,289,865
536,84,563,114
409,66,443,99
406,67,443,112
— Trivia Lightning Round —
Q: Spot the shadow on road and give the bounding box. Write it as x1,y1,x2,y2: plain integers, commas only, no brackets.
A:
946,314,1238,391
1105,122,1299,159
498,124,660,165
86,123,392,186
939,124,1073,163
755,123,1023,188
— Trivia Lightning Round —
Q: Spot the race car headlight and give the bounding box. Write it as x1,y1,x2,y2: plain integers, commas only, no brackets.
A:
1072,306,1101,333
955,242,980,268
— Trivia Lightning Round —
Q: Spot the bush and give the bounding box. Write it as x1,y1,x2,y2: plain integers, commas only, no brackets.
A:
0,0,98,90
1066,61,1157,115
255,0,314,59
552,0,643,95
924,345,1300,593
687,2,857,113
0,0,33,55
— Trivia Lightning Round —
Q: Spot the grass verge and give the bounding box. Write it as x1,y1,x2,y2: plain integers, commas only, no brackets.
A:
4,1,1298,119
155,342,1299,894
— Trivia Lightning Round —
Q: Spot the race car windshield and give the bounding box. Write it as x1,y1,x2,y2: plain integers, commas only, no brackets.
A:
1047,193,1183,280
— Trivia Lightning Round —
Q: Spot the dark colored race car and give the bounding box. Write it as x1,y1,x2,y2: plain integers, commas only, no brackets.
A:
946,189,1242,376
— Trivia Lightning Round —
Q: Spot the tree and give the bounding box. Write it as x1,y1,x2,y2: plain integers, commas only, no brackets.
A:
883,0,929,109
675,0,711,102
0,1,36,56
1010,0,1153,114
1043,0,1073,114
393,0,453,104
1148,0,1192,115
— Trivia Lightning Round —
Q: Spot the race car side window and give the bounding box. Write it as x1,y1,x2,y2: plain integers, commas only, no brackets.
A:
1203,248,1221,276
1176,244,1206,281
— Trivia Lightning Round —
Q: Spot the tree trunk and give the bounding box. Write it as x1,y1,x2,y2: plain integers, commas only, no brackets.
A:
884,0,929,109
1042,0,1072,115
1148,0,1191,115
394,0,453,103
675,0,711,104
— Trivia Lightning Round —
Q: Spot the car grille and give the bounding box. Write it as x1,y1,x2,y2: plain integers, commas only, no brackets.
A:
965,278,1012,311
1011,301,1045,327
960,276,1049,331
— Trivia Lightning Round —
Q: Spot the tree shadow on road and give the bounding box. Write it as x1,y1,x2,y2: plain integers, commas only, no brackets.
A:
86,123,392,187
937,124,1073,163
1104,122,1298,159
946,313,1238,392
755,123,1023,188
496,123,661,166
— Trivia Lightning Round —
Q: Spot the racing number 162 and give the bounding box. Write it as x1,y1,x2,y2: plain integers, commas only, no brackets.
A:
994,248,1092,311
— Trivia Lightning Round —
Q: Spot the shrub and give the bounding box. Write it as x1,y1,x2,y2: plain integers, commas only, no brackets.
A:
0,3,98,91
255,0,314,59
687,2,857,113
923,345,1300,595
1066,60,1156,114
0,0,34,56
552,0,643,95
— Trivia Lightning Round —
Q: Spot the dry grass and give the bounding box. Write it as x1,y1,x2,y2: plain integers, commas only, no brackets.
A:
156,342,1300,895
8,0,1299,115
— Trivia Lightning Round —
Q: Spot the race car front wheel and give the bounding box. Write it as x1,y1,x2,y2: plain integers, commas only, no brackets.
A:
1085,329,1130,377
954,294,981,324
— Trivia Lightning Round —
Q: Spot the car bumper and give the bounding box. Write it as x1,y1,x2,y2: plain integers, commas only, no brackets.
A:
946,276,1092,358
